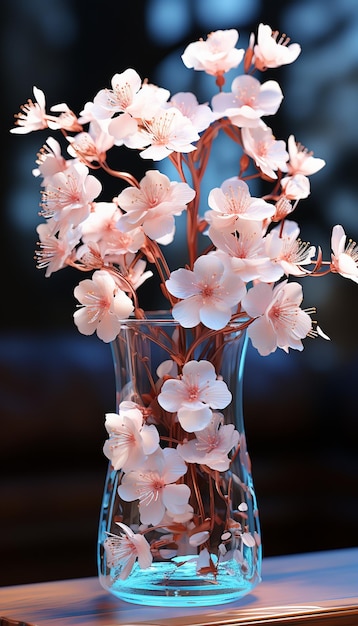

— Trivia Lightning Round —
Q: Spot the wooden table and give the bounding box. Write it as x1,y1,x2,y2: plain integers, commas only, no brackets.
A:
0,548,357,625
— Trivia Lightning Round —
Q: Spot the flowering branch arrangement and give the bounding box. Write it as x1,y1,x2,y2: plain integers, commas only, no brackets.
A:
11,24,358,587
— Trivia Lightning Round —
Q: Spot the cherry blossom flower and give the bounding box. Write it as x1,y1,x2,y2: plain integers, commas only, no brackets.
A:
116,170,195,245
158,360,232,433
107,86,173,148
242,123,289,179
73,270,134,342
77,244,153,292
83,73,170,150
281,136,325,200
212,75,283,128
98,111,140,147
32,137,68,181
117,447,190,525
80,202,145,256
206,177,275,232
35,222,80,277
253,23,301,70
177,412,240,471
80,201,123,241
166,254,245,330
125,82,171,120
47,102,82,132
271,197,295,222
103,404,159,472
209,223,283,284
11,86,48,134
124,108,200,161
168,92,215,133
104,521,152,580
280,173,310,200
90,68,143,119
117,255,153,292
67,120,115,162
74,250,153,292
287,135,326,176
74,241,106,271
87,69,170,122
265,220,316,276
242,280,312,355
181,29,244,76
40,161,102,229
331,225,358,283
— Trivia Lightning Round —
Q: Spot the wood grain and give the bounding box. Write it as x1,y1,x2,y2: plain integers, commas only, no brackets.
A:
0,548,357,625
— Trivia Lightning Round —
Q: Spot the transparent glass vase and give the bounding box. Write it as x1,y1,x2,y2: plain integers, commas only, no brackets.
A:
97,313,261,606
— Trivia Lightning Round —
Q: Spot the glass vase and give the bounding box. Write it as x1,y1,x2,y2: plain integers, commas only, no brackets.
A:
97,313,261,606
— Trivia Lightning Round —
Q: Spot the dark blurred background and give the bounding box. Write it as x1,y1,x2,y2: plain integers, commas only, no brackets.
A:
1,0,357,586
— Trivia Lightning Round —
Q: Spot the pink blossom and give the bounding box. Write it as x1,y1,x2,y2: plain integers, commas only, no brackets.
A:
287,135,325,176
106,112,139,147
67,120,115,162
242,280,312,355
117,448,190,526
80,201,145,255
80,201,123,242
40,161,102,229
166,254,245,330
83,71,170,148
177,412,240,471
331,225,358,283
281,174,311,200
104,521,152,580
128,108,200,161
73,270,134,342
32,137,68,181
11,86,48,134
212,75,283,128
35,222,80,277
77,246,153,292
209,223,283,284
103,404,159,472
253,24,301,70
117,255,153,292
46,102,82,132
90,68,143,119
181,29,244,76
116,170,195,245
125,82,171,120
207,177,275,232
265,220,316,276
168,92,215,133
158,360,232,433
242,123,288,179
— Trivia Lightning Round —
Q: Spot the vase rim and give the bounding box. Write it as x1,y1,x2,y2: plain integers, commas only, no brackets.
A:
120,310,175,325
118,311,249,328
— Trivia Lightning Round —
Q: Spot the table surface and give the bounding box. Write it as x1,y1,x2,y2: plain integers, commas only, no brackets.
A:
0,548,357,625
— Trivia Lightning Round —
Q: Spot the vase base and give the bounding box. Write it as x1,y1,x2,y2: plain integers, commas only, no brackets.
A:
99,559,261,607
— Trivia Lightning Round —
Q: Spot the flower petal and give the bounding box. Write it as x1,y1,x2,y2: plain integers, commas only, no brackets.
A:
178,405,213,432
